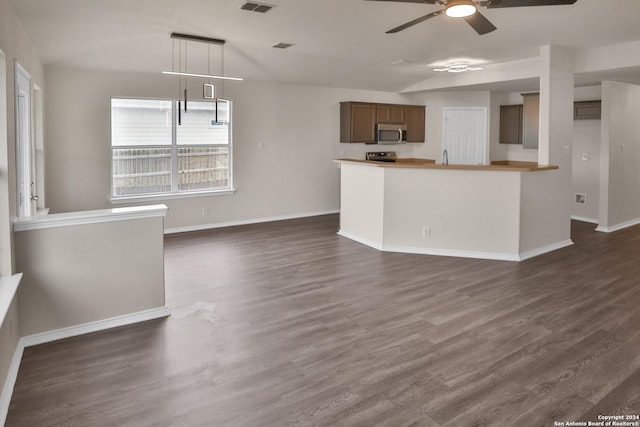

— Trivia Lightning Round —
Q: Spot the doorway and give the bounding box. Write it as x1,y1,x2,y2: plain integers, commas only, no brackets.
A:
442,107,487,165
15,61,35,218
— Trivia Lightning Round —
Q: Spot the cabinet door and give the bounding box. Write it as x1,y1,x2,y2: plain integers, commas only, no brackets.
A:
350,104,376,143
499,105,523,144
377,105,405,124
405,106,425,142
376,105,390,123
390,106,406,124
522,93,539,149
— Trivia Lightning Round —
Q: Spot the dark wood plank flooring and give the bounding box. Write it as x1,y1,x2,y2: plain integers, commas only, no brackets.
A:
6,215,640,426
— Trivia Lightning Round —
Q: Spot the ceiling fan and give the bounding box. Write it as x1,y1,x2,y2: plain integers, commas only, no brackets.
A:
366,0,578,35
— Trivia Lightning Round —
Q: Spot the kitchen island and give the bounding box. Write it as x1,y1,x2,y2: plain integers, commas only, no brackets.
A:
335,158,571,261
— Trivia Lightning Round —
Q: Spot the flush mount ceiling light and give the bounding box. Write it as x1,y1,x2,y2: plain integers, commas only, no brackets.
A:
445,0,477,18
432,63,484,73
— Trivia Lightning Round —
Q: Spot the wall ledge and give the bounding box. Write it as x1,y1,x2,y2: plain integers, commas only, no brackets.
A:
13,204,168,232
0,274,22,325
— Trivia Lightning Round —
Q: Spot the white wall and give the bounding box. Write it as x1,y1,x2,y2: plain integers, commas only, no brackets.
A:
15,215,166,336
571,86,601,223
0,0,45,417
599,81,640,230
44,66,413,230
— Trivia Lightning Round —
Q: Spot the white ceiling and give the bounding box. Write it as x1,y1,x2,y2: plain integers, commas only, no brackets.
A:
8,0,640,93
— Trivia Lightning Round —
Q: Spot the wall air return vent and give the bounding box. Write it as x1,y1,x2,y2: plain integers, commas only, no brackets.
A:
241,2,274,13
273,42,294,49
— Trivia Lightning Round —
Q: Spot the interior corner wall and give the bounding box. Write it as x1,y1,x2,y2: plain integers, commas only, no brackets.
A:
599,80,640,229
44,66,410,229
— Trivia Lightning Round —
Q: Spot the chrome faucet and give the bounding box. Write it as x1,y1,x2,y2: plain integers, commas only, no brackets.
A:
442,149,449,165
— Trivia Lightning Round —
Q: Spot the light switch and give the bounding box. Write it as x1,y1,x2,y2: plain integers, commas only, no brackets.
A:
582,153,590,161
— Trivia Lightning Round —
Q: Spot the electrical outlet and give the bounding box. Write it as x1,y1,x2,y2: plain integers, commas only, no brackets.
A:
202,208,209,216
422,226,431,238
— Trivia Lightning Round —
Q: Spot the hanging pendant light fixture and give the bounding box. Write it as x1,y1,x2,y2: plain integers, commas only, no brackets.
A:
164,32,241,125
162,33,244,81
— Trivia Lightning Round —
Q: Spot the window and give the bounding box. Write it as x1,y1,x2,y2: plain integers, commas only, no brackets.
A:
111,98,232,199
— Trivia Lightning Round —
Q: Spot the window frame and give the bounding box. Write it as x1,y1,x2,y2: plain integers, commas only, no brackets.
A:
109,97,234,202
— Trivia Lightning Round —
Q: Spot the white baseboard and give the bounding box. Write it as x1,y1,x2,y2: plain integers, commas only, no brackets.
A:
0,306,170,425
571,215,599,225
339,230,573,262
20,306,171,348
0,341,24,426
165,210,339,235
596,217,640,233
518,239,574,261
384,244,520,261
337,230,383,251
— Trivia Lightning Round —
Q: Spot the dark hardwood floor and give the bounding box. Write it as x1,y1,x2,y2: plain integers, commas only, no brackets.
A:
6,214,640,426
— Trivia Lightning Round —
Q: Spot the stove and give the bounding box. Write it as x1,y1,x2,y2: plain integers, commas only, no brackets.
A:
365,151,397,162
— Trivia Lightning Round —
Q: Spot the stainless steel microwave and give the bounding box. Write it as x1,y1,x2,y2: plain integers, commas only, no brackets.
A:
371,123,407,144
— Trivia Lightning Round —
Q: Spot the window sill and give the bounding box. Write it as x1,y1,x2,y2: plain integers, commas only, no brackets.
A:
110,188,236,204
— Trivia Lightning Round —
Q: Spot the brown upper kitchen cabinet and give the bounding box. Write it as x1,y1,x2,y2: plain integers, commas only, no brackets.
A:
405,106,425,142
376,105,406,124
499,104,523,145
340,102,376,143
340,101,425,143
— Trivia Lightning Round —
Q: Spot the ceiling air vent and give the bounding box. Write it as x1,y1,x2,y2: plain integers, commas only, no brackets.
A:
273,42,294,49
241,2,274,13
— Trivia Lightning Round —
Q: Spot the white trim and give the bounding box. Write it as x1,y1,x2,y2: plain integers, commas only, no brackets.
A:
571,215,599,225
0,274,22,325
20,306,171,348
13,204,168,232
338,232,574,262
518,239,574,261
0,339,23,427
383,244,520,261
336,230,384,251
165,210,339,234
0,306,170,425
110,189,236,204
595,217,640,233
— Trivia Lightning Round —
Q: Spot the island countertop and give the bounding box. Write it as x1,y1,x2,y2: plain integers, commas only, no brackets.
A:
334,158,558,172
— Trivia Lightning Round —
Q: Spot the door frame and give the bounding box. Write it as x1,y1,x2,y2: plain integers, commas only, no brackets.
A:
15,60,33,218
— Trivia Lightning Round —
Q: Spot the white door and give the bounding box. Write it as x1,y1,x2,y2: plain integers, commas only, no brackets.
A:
15,61,34,218
442,107,487,165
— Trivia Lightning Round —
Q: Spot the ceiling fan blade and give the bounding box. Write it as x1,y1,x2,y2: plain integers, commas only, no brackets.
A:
364,0,437,3
486,0,577,8
463,10,497,35
386,10,443,33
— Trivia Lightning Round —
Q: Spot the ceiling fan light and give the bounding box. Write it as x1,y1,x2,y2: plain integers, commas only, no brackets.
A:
445,3,477,18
